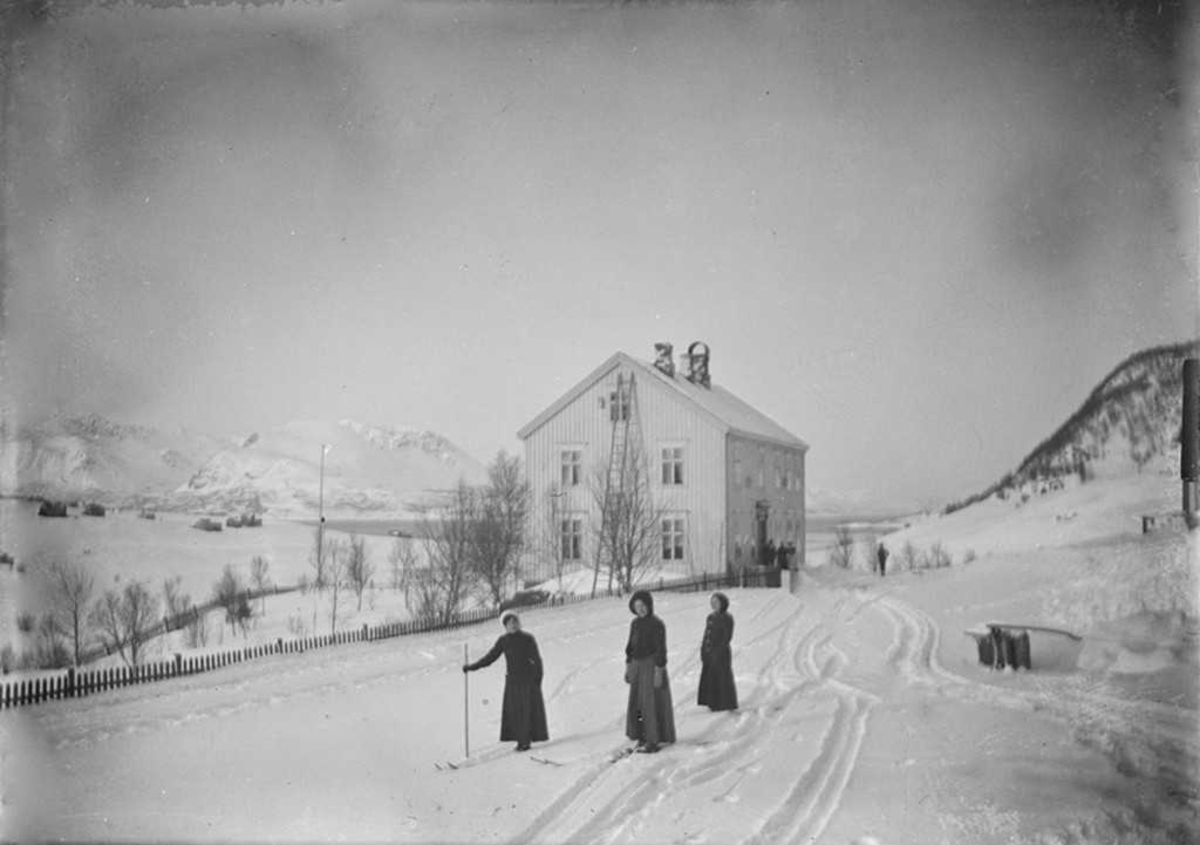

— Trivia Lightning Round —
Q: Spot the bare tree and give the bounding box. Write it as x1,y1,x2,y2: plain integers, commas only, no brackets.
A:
213,564,252,636
250,555,271,613
162,575,189,619
308,527,332,593
388,538,419,599
89,580,159,666
541,484,569,592
403,566,441,622
36,613,69,668
829,527,855,569
418,481,477,624
326,537,348,634
345,534,373,612
588,452,664,596
48,558,94,666
469,451,531,607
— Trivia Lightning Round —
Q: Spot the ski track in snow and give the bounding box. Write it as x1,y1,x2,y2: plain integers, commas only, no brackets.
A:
16,584,1196,843
509,592,883,845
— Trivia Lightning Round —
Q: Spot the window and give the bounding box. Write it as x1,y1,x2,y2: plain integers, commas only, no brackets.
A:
609,386,630,422
661,517,685,561
560,450,582,487
660,446,684,485
560,517,583,561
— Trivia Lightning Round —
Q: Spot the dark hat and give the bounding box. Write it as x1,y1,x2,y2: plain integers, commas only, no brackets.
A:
501,612,519,627
628,590,654,616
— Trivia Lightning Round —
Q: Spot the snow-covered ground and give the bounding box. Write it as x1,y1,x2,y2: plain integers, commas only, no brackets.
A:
3,546,1196,841
0,500,424,666
2,467,1197,843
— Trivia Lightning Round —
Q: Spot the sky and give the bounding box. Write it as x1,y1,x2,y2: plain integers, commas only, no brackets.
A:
2,0,1197,510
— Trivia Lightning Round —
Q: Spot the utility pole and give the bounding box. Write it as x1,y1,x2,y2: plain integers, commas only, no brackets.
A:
318,444,330,576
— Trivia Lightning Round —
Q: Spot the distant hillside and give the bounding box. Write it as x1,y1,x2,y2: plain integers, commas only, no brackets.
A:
945,340,1199,515
165,419,487,517
0,414,227,504
0,415,486,517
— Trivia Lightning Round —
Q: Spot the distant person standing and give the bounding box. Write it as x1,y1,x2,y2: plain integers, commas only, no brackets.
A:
624,590,676,753
463,613,548,752
763,538,777,568
774,541,789,570
876,542,889,578
697,592,738,712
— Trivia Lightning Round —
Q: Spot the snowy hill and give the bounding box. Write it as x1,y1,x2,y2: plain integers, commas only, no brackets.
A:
169,419,486,517
0,413,226,504
944,340,1198,515
0,415,485,517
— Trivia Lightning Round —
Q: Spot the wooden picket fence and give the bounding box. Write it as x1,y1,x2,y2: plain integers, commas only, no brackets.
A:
0,567,781,710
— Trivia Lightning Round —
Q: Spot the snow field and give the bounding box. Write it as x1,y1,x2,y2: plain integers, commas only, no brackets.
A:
6,562,1194,845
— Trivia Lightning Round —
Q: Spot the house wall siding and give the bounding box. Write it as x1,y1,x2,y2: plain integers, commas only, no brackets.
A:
725,435,807,569
523,363,729,580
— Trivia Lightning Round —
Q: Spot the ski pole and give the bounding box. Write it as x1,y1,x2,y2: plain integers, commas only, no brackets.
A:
463,642,470,759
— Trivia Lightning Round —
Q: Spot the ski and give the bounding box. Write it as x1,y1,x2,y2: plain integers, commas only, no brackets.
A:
529,756,564,766
609,744,639,762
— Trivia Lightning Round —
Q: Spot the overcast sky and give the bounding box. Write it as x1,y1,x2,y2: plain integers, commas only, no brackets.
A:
3,0,1196,509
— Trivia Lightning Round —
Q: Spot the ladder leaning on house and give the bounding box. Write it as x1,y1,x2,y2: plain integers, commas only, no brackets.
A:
594,371,642,595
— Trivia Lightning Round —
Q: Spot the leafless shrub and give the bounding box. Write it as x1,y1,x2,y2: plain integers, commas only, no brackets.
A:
828,527,855,569
417,482,477,624
588,452,664,595
50,559,95,666
346,535,373,612
469,451,530,607
250,555,271,613
89,580,159,666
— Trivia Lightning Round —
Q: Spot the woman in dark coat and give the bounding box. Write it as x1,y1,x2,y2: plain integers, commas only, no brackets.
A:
697,592,738,711
624,590,676,753
463,612,548,752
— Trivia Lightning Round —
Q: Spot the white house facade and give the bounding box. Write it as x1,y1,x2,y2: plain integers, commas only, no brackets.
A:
517,342,808,583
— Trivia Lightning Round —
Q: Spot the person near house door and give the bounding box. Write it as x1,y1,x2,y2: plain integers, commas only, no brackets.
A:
763,538,777,568
774,541,789,570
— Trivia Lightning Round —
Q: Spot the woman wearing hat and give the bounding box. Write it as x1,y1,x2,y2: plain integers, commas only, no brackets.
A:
624,590,676,753
697,592,738,711
463,612,548,752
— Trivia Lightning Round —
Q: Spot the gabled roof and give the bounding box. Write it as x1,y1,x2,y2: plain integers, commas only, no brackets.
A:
517,351,809,451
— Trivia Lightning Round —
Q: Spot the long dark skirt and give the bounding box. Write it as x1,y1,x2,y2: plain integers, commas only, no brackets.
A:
625,657,676,746
697,652,738,711
500,676,548,744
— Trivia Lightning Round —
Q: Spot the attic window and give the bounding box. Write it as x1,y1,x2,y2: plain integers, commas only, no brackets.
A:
609,388,630,422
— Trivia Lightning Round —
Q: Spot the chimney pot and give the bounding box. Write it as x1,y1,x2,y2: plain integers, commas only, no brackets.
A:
653,342,675,378
685,341,711,388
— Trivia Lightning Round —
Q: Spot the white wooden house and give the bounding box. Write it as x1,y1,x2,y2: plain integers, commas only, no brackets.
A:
517,342,808,582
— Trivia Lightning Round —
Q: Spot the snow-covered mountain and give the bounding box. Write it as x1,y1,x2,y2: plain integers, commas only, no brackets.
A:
944,339,1198,514
0,413,227,504
170,419,486,517
0,415,486,517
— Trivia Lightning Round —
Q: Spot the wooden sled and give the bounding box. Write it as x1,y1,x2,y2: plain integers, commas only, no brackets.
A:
963,622,1079,671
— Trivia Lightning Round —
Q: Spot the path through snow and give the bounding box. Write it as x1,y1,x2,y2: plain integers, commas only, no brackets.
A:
2,574,1195,844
